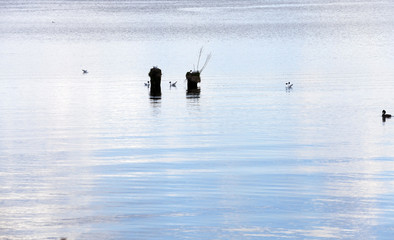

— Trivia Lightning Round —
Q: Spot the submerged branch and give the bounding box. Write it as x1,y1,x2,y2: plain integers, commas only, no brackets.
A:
196,47,203,71
199,53,211,73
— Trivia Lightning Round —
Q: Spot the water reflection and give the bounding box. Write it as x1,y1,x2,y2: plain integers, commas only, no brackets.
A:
1,0,394,238
149,96,161,116
186,89,201,113
305,158,388,239
148,67,162,116
186,88,201,98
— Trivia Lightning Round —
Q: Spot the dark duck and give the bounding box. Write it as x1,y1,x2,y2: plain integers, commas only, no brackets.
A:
382,110,391,119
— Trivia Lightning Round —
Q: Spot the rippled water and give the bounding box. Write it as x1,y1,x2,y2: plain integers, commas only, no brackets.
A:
1,0,394,239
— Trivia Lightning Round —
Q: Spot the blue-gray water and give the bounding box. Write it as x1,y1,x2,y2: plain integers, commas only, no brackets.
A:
1,0,394,239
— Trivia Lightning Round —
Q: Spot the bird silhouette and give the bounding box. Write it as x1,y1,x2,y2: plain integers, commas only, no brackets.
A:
382,110,392,118
169,81,177,87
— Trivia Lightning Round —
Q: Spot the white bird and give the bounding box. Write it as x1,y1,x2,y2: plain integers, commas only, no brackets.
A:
82,69,88,74
169,81,177,87
144,81,150,87
285,82,293,88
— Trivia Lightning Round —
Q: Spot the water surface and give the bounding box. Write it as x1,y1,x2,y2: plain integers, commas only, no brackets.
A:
1,0,394,239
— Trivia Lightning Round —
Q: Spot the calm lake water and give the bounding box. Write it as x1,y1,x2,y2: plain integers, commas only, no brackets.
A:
1,0,394,239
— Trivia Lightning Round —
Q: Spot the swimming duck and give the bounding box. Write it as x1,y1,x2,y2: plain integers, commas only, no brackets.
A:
382,110,391,118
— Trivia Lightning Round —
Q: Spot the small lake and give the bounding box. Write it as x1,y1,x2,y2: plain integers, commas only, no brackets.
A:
1,0,394,239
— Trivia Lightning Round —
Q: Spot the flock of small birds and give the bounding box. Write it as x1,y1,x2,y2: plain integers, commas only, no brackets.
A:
142,81,177,87
82,69,177,88
283,82,390,120
81,70,390,120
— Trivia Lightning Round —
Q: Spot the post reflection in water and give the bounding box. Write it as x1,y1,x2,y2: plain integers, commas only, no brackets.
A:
186,89,201,99
149,96,161,116
186,89,201,113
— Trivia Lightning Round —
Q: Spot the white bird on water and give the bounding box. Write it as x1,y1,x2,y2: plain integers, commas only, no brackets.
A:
169,81,177,87
82,69,88,74
144,81,150,87
285,82,293,88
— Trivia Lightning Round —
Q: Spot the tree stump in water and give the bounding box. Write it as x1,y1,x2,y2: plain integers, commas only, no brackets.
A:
186,71,200,91
149,67,162,97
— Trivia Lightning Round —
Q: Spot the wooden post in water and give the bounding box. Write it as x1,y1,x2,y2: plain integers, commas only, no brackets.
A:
149,67,162,97
186,47,210,93
186,71,200,91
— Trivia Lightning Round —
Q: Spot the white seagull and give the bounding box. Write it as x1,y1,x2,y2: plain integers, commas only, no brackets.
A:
144,81,150,87
169,81,177,87
285,82,293,88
